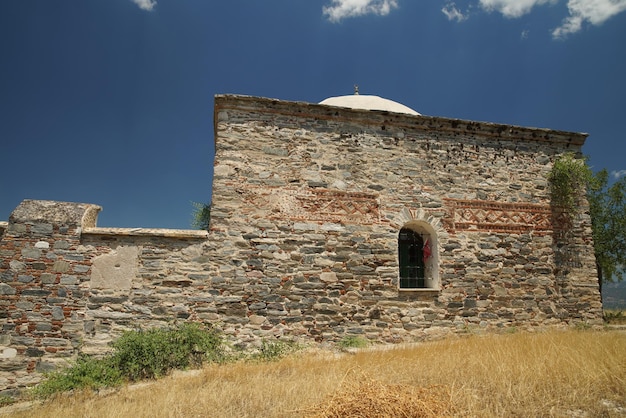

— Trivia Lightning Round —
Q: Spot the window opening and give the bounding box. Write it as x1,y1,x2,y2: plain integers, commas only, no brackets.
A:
399,228,427,288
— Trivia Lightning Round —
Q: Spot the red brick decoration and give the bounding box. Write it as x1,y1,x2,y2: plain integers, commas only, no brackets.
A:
443,199,552,235
244,186,380,224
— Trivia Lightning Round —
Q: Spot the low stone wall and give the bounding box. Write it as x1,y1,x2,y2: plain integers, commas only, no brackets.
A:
0,200,209,394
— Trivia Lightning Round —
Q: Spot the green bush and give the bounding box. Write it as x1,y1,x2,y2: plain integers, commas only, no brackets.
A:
337,335,369,350
32,323,224,398
604,309,625,324
548,153,593,219
250,339,298,362
109,323,225,381
32,355,122,399
0,395,17,407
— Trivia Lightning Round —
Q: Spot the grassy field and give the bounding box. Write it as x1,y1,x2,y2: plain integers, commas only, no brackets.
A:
5,329,625,417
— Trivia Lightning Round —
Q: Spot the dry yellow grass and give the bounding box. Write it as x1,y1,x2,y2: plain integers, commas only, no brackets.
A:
5,330,626,417
300,371,456,417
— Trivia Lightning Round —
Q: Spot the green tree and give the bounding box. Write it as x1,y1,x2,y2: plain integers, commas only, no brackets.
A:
587,169,626,290
191,201,211,231
548,153,594,220
549,154,626,292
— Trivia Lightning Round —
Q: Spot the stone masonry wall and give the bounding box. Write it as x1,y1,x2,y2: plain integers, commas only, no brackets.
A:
209,95,602,341
0,200,209,394
0,95,603,394
0,200,103,393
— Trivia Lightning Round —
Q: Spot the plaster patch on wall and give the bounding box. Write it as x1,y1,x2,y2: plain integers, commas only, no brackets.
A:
90,246,138,290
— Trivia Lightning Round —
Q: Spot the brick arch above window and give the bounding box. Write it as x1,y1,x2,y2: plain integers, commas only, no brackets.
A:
391,207,445,235
391,207,444,291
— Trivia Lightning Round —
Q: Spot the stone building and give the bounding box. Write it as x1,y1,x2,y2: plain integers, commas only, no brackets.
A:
0,93,603,394
209,93,602,337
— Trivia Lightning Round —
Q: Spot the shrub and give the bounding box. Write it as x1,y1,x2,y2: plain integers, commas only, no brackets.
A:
250,339,298,362
32,355,122,399
604,309,626,324
0,395,17,407
32,323,224,398
337,335,369,350
109,323,225,381
548,153,593,219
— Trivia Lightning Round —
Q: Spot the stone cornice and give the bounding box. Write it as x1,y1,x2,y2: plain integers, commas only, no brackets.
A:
214,94,588,147
83,227,208,240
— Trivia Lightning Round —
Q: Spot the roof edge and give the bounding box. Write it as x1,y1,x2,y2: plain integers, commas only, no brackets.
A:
213,94,589,146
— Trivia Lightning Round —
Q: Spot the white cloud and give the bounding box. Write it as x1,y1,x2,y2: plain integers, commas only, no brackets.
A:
479,0,557,18
611,169,626,179
131,0,157,11
321,0,626,38
474,0,626,38
442,2,469,21
553,0,626,38
323,0,398,22
521,29,530,38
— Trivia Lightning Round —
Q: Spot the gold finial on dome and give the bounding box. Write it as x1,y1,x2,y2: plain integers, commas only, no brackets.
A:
354,85,359,95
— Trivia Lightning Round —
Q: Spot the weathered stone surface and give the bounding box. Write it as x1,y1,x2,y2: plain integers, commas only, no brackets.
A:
60,275,78,285
0,284,16,295
90,246,138,290
319,272,338,283
21,248,41,259
0,360,26,372
54,240,71,250
0,348,17,359
52,260,70,273
9,200,101,228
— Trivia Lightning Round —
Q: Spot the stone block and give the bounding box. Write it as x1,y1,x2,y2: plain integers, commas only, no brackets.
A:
0,360,26,372
8,260,25,271
31,223,53,235
21,248,41,259
53,240,71,250
52,260,70,273
0,348,17,359
35,361,57,373
21,288,51,297
90,246,138,290
319,272,338,283
60,275,78,285
0,284,16,296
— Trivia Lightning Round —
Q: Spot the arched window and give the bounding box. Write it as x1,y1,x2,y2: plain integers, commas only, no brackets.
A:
394,211,440,290
399,228,426,288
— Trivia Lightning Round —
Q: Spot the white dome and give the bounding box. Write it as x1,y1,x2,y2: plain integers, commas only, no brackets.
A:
319,94,420,116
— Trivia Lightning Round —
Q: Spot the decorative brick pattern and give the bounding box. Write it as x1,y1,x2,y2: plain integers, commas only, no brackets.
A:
244,186,381,224
443,199,553,235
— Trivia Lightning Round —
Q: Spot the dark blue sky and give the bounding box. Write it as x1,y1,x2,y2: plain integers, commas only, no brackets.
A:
1,0,625,228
